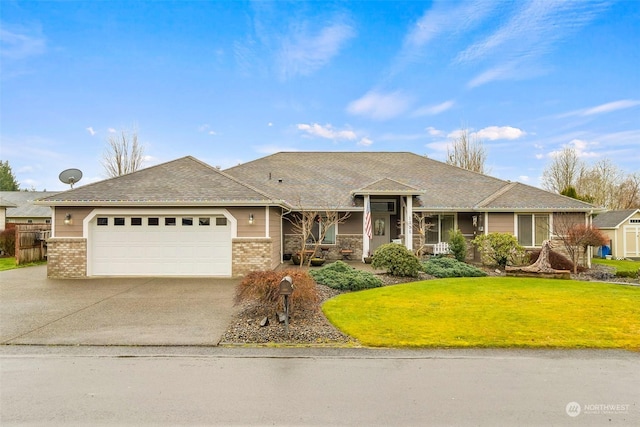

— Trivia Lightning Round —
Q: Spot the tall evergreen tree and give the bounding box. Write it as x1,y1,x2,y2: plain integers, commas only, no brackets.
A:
0,160,20,190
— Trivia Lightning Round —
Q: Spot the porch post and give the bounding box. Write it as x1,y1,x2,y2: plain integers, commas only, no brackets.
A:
405,196,413,251
363,195,371,261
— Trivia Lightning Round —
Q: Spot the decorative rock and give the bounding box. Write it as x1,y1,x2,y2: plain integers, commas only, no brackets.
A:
259,317,269,327
277,311,287,323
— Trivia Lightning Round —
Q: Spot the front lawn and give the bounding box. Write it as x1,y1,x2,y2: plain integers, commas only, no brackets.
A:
0,257,46,271
592,258,639,278
322,277,640,350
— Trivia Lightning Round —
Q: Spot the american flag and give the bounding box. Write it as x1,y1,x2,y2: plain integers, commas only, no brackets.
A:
364,197,372,240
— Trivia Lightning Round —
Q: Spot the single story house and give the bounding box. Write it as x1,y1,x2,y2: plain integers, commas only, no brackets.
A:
37,152,598,278
0,191,59,226
593,209,640,259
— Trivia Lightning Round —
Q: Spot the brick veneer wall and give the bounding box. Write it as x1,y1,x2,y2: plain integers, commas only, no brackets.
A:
232,237,273,277
47,237,87,278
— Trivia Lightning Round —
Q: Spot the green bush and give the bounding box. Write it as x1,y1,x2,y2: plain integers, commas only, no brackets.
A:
371,243,421,277
422,257,486,278
448,229,467,262
472,232,525,268
0,228,15,256
310,261,383,291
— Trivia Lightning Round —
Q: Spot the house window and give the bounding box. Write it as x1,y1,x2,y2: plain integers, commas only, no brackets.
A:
215,217,227,226
148,217,159,226
424,214,454,244
165,217,176,226
182,217,193,226
311,217,336,244
114,217,125,226
631,219,640,224
199,218,210,226
131,217,142,226
97,217,108,226
517,214,549,246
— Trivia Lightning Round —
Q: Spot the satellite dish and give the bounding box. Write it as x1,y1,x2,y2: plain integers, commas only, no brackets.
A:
59,168,83,189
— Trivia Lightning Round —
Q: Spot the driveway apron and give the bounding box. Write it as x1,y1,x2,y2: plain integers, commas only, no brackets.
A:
0,266,238,346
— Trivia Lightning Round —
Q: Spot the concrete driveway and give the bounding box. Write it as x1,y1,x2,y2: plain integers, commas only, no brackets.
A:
0,266,238,346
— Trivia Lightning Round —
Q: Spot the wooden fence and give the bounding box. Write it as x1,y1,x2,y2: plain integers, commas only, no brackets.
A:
15,223,51,265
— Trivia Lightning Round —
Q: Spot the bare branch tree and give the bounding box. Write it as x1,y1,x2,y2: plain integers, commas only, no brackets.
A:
102,128,146,177
284,200,350,266
553,213,608,273
413,212,436,257
541,147,585,193
446,128,488,174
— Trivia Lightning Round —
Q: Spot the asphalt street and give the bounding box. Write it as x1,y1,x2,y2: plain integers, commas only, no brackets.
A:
1,346,638,426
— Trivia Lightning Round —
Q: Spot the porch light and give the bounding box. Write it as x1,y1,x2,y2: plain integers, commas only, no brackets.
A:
249,213,254,225
64,213,72,225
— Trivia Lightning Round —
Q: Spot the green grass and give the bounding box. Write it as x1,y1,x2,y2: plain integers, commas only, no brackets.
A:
592,258,639,277
322,277,640,350
0,257,46,271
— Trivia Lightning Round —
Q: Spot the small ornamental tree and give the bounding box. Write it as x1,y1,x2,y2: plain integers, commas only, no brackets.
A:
448,229,467,262
472,233,525,268
371,243,421,277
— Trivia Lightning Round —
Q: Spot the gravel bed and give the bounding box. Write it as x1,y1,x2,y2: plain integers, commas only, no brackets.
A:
221,266,637,346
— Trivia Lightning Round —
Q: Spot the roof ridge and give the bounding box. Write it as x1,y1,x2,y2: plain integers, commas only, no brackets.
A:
475,181,518,208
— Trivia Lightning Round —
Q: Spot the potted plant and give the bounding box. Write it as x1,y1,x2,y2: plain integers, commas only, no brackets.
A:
310,257,326,267
363,252,373,264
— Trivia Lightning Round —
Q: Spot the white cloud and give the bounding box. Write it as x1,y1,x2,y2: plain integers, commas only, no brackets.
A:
267,122,273,127
278,22,355,79
86,127,96,136
358,137,373,147
297,123,356,140
473,126,526,141
519,176,530,182
412,100,455,117
549,139,600,159
559,99,640,118
108,128,117,133
426,126,444,137
208,131,217,135
458,0,610,87
346,90,412,120
0,27,46,59
535,154,544,160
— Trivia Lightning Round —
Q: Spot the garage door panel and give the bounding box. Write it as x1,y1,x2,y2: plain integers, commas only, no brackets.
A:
90,214,232,276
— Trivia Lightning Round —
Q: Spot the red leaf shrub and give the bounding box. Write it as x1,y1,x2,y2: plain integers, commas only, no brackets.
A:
235,269,320,314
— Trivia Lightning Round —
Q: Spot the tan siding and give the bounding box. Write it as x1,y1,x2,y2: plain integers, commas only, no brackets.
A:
488,213,514,234
227,207,265,237
269,207,282,267
53,207,93,237
340,212,362,234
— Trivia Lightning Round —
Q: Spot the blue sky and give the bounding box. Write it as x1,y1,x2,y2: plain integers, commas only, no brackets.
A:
1,0,639,191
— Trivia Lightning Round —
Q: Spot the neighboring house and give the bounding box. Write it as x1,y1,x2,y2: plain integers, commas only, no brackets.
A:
36,152,598,278
593,209,640,259
1,191,59,225
0,197,17,231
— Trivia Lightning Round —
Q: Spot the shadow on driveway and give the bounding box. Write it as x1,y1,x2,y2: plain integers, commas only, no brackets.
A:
0,266,238,346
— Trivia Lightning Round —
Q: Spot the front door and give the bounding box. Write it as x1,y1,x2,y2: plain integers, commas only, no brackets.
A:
371,213,390,254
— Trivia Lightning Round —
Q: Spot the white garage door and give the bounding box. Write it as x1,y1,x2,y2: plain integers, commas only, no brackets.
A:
90,214,232,276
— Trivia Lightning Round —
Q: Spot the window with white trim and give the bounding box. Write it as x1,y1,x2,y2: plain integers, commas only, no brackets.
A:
424,214,455,244
311,216,336,244
517,214,549,246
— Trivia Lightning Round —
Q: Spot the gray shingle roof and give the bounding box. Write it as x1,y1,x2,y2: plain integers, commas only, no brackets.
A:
1,191,58,218
593,209,640,228
224,152,596,211
37,156,276,206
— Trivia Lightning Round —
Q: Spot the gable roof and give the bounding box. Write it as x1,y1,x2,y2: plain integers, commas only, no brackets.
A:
224,152,596,212
1,191,58,218
37,156,278,206
593,209,640,229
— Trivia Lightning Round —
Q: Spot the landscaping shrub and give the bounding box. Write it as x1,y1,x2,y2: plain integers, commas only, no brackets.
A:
235,269,320,314
422,257,487,278
310,260,383,291
0,228,16,256
528,249,584,272
472,233,525,268
371,243,421,277
448,229,467,262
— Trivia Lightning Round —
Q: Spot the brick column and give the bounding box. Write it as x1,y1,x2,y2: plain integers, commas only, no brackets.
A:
46,237,87,278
